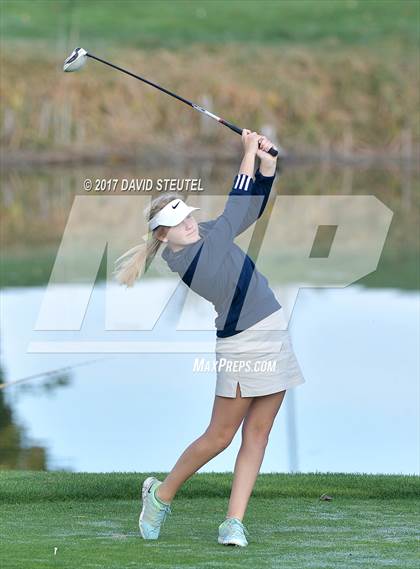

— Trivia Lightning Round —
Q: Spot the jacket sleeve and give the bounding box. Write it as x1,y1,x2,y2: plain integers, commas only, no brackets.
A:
233,168,276,236
190,168,276,278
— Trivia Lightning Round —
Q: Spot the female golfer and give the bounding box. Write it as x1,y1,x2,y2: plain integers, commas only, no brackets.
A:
114,129,305,547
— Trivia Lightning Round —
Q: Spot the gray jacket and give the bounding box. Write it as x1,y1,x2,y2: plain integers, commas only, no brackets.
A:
161,168,281,337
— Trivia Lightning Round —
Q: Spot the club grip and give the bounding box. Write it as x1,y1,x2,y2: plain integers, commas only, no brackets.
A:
222,121,279,157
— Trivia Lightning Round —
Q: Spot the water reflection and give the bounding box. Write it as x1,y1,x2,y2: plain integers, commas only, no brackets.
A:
0,366,48,470
1,161,418,289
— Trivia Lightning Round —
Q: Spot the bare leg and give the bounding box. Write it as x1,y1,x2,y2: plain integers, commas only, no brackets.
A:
157,383,253,503
226,389,287,521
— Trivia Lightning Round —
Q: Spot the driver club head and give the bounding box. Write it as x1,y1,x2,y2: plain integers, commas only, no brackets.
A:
63,47,88,72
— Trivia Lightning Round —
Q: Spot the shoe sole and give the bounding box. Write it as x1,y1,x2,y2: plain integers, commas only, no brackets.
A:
139,476,158,539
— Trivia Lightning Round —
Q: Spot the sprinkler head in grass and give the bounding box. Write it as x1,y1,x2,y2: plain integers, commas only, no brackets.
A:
63,47,88,72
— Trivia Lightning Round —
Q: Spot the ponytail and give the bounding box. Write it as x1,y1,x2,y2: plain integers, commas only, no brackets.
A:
113,233,166,287
113,194,179,287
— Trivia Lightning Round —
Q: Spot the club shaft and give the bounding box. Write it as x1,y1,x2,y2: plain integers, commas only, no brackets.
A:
86,52,278,157
87,53,197,110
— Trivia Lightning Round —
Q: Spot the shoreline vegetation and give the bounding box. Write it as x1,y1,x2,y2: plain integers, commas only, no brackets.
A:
1,42,418,168
1,2,418,291
1,1,419,167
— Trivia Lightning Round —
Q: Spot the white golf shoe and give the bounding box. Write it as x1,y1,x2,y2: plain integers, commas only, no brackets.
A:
139,476,172,540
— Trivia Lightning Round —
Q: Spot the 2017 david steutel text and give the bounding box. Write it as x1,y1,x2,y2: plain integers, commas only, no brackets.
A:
83,178,204,192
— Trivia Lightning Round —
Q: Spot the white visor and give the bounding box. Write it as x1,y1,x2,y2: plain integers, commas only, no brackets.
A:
149,199,200,231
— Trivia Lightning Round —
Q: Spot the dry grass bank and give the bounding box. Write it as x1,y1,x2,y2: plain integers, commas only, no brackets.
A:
1,44,419,162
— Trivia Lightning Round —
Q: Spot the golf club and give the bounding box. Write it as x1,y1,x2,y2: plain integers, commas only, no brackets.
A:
63,47,278,157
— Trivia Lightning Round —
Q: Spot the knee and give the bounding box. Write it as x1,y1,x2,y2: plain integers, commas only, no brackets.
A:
203,429,234,451
241,426,270,449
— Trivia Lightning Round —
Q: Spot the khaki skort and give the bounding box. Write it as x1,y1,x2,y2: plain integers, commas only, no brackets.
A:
215,308,306,398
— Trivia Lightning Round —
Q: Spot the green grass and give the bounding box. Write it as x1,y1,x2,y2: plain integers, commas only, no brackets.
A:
2,497,419,569
1,472,419,569
2,471,419,503
1,0,418,50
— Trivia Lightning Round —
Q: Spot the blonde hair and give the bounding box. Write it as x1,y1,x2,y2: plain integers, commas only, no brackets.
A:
113,194,181,287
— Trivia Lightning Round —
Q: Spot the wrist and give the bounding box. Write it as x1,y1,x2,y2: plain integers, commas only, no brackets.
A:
259,160,276,177
239,151,255,177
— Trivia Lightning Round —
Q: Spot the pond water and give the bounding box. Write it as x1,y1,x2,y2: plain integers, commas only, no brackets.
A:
1,161,418,474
